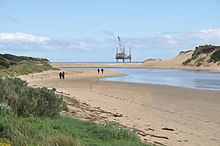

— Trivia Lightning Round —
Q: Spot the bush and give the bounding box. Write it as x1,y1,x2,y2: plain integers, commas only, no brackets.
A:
0,103,14,116
0,78,67,117
192,45,218,57
195,57,206,66
210,49,220,63
182,58,191,65
17,87,67,117
182,45,220,65
0,60,10,68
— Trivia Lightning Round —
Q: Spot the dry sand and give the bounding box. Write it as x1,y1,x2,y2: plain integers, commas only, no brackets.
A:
51,51,220,72
19,69,220,146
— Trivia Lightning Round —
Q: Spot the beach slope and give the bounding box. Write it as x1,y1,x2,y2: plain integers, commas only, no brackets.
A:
19,69,220,146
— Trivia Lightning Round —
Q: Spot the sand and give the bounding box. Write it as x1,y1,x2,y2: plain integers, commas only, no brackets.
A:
19,69,220,146
51,51,220,72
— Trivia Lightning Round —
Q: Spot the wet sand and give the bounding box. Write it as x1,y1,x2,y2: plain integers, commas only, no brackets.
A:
19,69,220,146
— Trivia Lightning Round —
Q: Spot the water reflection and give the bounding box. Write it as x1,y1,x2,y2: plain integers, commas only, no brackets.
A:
60,68,220,90
102,68,220,90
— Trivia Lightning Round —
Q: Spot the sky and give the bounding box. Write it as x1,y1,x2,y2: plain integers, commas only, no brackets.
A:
0,0,220,62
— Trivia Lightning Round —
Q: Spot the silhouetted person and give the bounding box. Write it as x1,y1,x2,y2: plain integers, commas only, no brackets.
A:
97,68,100,74
59,72,62,79
101,68,104,74
62,71,65,79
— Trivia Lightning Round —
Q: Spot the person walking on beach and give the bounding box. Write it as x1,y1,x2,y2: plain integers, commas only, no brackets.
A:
97,68,100,74
101,68,104,74
59,72,62,79
62,71,65,79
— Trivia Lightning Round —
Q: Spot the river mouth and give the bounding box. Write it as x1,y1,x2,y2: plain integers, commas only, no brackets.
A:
60,68,220,90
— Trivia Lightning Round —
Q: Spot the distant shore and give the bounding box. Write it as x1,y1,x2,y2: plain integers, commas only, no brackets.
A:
50,49,220,73
20,69,220,146
50,61,220,72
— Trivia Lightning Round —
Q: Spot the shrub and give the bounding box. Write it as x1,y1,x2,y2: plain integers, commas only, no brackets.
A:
0,78,67,117
0,60,10,68
182,58,191,65
210,49,220,63
0,103,14,116
192,45,218,57
195,57,206,66
17,87,67,117
182,45,220,65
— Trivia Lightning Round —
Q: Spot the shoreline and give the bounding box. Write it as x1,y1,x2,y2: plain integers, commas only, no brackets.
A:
98,79,220,91
50,62,220,73
19,69,220,146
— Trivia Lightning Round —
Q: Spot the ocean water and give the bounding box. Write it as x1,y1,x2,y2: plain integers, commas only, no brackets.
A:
60,68,220,90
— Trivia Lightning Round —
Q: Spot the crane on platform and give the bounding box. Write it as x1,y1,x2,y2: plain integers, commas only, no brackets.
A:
115,36,131,62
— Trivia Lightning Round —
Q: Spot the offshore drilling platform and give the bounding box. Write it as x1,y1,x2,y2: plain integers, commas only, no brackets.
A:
115,36,131,62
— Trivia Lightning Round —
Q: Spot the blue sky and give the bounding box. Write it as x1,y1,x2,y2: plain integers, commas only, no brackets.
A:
0,0,220,62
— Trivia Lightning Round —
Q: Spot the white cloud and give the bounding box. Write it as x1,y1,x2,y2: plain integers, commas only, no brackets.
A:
158,34,177,45
1,28,220,61
186,28,220,44
160,34,172,39
148,28,220,49
77,42,88,48
0,32,49,43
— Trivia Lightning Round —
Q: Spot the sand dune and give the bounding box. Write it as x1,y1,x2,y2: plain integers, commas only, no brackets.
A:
19,69,220,146
51,50,220,72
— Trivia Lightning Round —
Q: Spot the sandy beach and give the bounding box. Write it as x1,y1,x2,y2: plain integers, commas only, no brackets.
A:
19,69,220,146
51,61,220,72
51,51,220,73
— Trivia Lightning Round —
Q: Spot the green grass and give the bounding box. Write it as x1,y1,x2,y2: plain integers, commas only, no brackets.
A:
0,115,149,146
0,61,56,78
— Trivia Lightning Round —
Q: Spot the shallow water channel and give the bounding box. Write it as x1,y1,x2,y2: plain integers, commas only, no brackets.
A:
60,68,220,90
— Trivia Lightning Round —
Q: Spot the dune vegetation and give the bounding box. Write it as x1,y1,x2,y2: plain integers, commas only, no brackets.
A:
0,54,149,146
0,54,56,78
182,45,220,66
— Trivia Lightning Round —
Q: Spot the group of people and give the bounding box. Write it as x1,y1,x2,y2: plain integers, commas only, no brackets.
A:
97,68,104,74
59,68,104,79
59,71,65,79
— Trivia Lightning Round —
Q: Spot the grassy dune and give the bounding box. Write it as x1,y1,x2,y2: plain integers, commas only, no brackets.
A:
182,45,220,66
0,54,56,77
